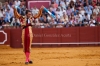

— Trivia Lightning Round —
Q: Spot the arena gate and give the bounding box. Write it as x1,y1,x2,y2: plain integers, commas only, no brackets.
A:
26,0,51,9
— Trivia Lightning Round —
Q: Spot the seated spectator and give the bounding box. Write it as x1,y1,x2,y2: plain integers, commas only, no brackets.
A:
97,3,100,11
11,18,20,27
85,7,92,15
55,14,60,22
79,7,85,16
91,12,97,20
69,0,75,9
31,6,39,16
93,6,99,15
65,0,70,7
91,0,96,7
0,17,5,29
56,18,65,28
47,15,52,22
73,8,79,16
14,0,21,7
61,7,66,14
77,21,84,27
4,8,12,22
83,19,89,27
0,9,5,18
83,13,90,21
66,22,70,27
84,3,93,11
49,18,57,26
60,0,66,9
57,18,65,25
61,12,69,24
75,12,83,22
52,1,58,9
55,8,63,18
66,6,73,17
75,0,81,10
3,1,10,12
40,14,49,23
96,12,100,25
89,19,96,27
69,16,76,27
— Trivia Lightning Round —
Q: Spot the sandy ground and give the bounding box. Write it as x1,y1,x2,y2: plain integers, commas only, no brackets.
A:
0,45,100,66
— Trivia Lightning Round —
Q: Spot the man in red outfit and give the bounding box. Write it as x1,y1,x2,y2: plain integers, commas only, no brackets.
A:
14,6,43,64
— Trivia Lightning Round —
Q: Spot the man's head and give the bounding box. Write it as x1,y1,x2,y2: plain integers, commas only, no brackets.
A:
26,10,32,18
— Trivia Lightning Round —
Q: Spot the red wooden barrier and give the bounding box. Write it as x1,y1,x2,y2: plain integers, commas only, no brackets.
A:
10,29,22,48
1,27,100,48
79,27,98,42
61,27,79,43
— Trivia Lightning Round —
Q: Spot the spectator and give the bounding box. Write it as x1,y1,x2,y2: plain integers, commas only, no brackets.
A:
83,19,89,27
0,9,5,18
3,1,10,12
84,3,93,11
0,17,5,29
60,0,66,9
31,6,39,16
97,3,100,11
83,13,90,21
79,7,85,16
49,18,57,26
89,19,96,27
52,1,58,9
96,12,100,25
91,12,97,20
4,8,12,22
55,8,63,18
75,12,83,22
11,18,20,27
69,0,75,9
93,6,99,15
77,21,84,27
69,15,76,27
85,7,92,15
61,12,69,24
66,6,72,16
73,8,79,16
14,0,21,7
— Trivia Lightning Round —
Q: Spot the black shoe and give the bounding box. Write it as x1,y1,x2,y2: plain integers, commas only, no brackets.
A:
29,60,33,64
25,62,28,65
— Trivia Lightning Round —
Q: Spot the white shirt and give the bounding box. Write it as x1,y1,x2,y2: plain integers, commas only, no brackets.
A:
56,11,63,17
14,0,21,7
93,8,99,15
0,11,4,18
32,8,39,16
90,23,95,27
60,1,66,9
80,10,85,16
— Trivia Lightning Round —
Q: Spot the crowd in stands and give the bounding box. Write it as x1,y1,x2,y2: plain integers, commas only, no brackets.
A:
0,0,100,29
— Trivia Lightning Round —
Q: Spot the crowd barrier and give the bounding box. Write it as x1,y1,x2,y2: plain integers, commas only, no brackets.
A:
0,27,100,48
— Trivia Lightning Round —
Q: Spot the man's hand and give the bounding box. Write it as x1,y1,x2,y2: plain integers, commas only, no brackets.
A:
41,5,45,9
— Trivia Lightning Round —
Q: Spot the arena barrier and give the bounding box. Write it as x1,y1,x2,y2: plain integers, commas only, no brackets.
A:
0,27,100,48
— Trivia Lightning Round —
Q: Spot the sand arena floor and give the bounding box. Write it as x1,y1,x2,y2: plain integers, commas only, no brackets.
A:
0,45,100,66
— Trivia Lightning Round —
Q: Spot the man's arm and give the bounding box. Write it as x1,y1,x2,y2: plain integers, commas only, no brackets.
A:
33,6,44,19
13,7,22,19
